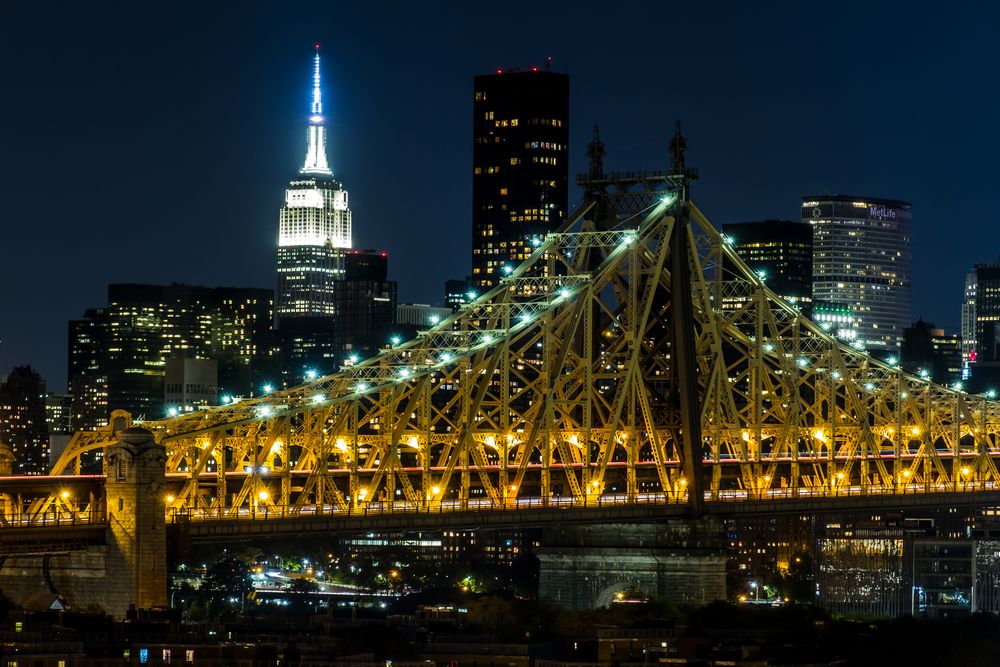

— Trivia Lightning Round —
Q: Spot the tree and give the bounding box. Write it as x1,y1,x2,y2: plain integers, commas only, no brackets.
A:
203,558,252,595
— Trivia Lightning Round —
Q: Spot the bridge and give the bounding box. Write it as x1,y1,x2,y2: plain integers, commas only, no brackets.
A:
3,127,999,612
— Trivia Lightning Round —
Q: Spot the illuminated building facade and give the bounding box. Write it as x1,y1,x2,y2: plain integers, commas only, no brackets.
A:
720,219,813,311
962,269,977,366
0,366,49,474
69,284,273,428
471,67,568,290
276,46,352,323
445,278,471,312
811,302,860,344
803,195,911,352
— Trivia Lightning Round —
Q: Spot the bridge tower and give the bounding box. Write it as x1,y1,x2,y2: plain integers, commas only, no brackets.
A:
104,427,168,611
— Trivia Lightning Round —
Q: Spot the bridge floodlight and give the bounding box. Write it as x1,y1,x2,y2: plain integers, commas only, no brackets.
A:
501,265,513,275
390,335,402,346
262,384,274,394
466,290,477,300
429,314,440,324
168,407,178,417
259,406,272,417
796,357,808,367
440,352,452,363
864,382,876,391
259,465,269,475
258,490,269,501
355,383,368,393
312,394,325,404
988,389,998,399
886,356,898,366
305,369,317,380
530,237,541,247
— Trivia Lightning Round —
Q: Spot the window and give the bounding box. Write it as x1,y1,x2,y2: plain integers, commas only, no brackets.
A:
117,456,127,480
163,649,171,662
186,650,195,663
139,648,149,664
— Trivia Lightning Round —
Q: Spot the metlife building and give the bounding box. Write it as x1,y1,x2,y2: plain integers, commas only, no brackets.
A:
803,195,912,353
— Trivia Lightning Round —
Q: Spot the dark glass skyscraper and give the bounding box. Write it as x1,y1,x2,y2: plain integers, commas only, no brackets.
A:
721,219,813,311
471,67,568,290
0,366,49,474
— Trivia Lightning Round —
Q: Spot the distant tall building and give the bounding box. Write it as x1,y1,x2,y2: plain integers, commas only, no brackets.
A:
69,284,273,427
0,366,49,474
279,251,397,378
803,195,912,353
333,251,397,360
720,219,813,311
471,66,568,290
900,319,963,385
445,278,472,312
276,46,352,324
962,269,978,366
973,262,1000,364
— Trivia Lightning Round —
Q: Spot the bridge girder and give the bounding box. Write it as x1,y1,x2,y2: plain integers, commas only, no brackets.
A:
31,187,1000,525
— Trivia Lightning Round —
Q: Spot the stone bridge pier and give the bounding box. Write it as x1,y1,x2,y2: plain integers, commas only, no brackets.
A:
537,520,727,608
0,428,167,616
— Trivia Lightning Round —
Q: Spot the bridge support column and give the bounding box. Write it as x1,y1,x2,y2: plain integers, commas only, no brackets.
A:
536,520,726,609
104,427,168,613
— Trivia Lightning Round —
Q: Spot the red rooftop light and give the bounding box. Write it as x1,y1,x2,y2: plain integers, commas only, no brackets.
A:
496,68,503,74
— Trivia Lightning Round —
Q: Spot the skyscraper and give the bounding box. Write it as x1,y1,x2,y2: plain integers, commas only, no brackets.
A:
961,269,977,369
720,219,813,311
275,46,352,323
0,366,49,474
471,66,568,291
69,284,274,427
803,195,912,353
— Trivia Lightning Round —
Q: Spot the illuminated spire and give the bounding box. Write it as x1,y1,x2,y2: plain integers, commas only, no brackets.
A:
301,44,332,175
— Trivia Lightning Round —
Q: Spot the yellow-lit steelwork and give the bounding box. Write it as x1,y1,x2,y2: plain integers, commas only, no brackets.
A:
30,183,1000,524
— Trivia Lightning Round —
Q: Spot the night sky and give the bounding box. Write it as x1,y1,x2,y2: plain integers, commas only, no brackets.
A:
2,2,998,391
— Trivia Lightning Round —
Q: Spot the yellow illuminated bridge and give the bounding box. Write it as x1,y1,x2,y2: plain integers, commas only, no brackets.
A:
5,172,1000,536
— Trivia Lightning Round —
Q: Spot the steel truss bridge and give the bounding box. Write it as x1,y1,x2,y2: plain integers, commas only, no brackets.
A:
5,131,1000,536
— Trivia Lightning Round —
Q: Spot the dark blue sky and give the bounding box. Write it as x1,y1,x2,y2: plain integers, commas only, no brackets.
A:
2,2,998,391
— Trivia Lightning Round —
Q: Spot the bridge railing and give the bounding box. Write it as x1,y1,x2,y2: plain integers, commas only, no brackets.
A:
164,480,1000,524
0,505,106,529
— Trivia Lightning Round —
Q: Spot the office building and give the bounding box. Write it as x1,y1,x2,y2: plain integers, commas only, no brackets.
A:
0,366,49,474
721,219,813,311
900,320,962,386
333,251,397,360
275,46,352,324
803,195,912,352
812,301,860,345
445,278,472,312
396,303,452,330
69,284,273,427
961,269,977,369
164,358,218,414
471,66,568,290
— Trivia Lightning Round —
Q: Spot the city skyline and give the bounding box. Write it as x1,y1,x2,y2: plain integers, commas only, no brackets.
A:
3,3,999,390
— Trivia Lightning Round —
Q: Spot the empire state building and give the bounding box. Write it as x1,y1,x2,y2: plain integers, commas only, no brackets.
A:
275,46,352,324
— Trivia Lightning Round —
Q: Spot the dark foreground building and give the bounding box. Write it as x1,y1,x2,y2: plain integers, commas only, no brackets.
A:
0,366,49,474
471,66,569,291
